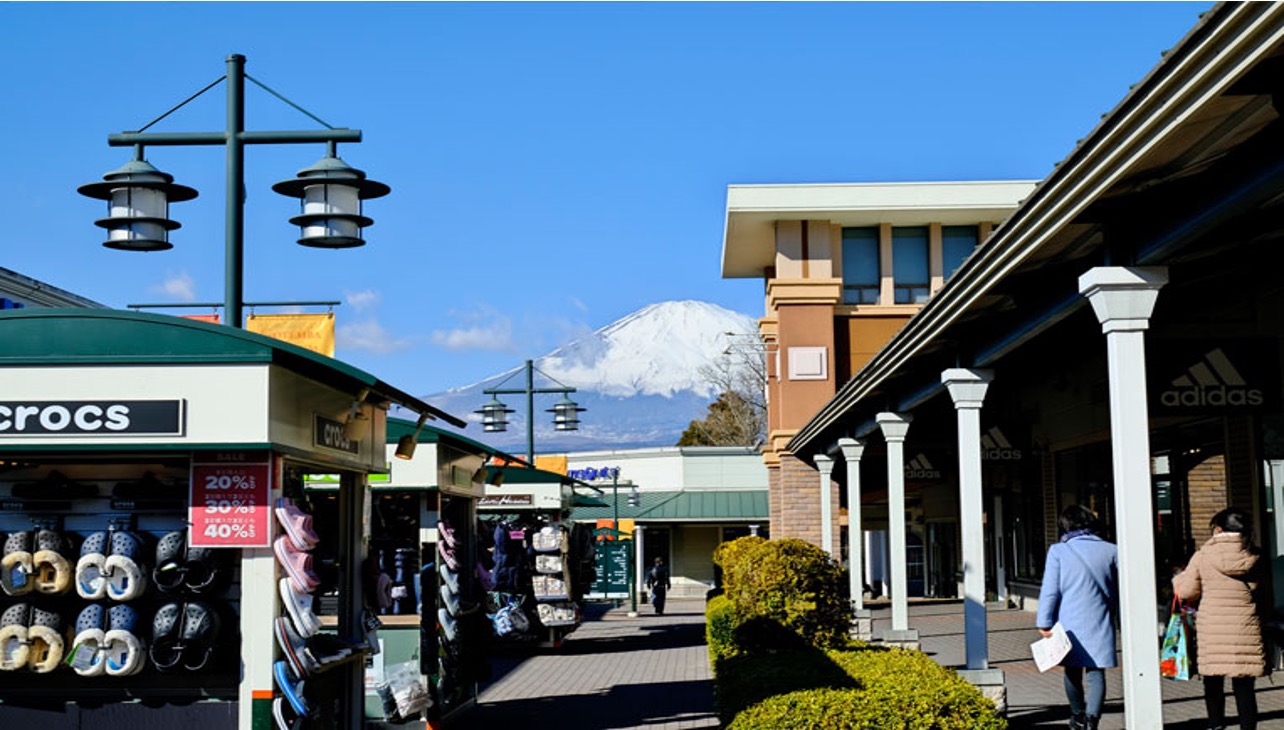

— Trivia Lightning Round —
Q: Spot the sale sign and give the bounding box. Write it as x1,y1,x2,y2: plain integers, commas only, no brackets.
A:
189,458,272,547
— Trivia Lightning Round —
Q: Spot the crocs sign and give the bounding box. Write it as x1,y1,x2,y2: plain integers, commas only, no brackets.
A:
0,400,183,436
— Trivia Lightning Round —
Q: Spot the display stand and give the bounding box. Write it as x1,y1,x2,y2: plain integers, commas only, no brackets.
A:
0,310,458,730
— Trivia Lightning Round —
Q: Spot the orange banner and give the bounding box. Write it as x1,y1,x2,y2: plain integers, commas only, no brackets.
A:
181,314,221,324
246,313,335,357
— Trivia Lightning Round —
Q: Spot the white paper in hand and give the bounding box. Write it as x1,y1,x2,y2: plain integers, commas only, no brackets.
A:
1031,622,1072,672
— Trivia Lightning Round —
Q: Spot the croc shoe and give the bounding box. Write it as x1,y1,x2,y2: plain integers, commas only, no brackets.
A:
71,603,108,677
436,520,456,550
274,616,318,677
438,607,457,643
154,530,227,595
179,601,220,672
148,602,184,672
103,604,145,676
274,536,319,595
0,603,31,670
274,659,312,716
273,695,305,730
32,529,75,595
183,545,227,594
438,562,458,595
279,577,321,638
274,497,319,552
104,531,147,601
439,584,460,617
2,531,35,596
76,531,109,600
436,541,458,572
28,605,64,673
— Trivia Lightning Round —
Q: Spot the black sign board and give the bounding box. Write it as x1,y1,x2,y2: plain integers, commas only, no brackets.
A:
1149,340,1280,414
0,400,183,436
314,414,360,454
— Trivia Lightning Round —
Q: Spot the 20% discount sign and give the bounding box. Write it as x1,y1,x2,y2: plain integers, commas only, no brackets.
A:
189,460,272,547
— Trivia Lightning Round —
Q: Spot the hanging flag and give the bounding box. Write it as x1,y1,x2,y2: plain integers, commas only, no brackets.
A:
246,313,335,357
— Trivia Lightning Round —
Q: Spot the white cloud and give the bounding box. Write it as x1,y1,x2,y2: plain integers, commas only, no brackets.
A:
431,306,517,352
150,271,197,302
337,319,413,354
570,296,589,313
345,289,380,313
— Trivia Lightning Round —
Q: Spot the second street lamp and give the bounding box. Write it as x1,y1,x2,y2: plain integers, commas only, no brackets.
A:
475,360,583,461
78,53,388,328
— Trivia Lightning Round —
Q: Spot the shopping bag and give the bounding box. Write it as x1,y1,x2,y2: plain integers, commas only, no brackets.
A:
1160,598,1195,681
1031,621,1072,672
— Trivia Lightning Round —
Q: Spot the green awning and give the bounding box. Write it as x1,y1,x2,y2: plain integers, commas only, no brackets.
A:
571,489,768,522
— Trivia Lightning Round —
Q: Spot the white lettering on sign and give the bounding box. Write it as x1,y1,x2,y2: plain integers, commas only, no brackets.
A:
0,401,182,436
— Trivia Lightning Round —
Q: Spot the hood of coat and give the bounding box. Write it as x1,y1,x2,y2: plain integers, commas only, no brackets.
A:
1201,532,1258,577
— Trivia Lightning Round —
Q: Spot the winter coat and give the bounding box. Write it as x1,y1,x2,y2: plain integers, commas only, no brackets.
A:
1173,532,1265,678
1036,534,1119,668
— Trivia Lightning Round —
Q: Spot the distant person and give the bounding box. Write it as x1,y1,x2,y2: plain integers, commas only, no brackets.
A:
1173,508,1265,730
1036,504,1119,730
646,557,671,616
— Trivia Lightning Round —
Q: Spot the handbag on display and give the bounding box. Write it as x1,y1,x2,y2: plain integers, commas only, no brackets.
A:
1160,597,1196,681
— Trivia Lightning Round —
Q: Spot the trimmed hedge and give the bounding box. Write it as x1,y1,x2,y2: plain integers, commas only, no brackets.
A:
707,536,1006,729
720,537,853,649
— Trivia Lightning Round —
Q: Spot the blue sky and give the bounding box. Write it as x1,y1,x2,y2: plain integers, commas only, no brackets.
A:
3,2,1208,396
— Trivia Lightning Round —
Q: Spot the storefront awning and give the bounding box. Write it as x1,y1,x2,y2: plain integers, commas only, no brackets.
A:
571,489,768,522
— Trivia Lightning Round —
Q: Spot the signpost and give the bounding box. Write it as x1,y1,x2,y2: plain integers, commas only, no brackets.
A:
592,531,632,600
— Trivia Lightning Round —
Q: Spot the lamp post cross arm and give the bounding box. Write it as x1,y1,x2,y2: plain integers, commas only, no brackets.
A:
108,129,363,147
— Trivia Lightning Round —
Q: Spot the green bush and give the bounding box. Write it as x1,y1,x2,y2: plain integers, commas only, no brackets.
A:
723,648,1006,729
705,594,741,668
712,535,766,592
721,538,853,649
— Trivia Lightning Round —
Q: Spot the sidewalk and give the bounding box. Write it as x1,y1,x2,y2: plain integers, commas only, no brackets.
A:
874,600,1284,729
463,598,1284,728
461,598,718,729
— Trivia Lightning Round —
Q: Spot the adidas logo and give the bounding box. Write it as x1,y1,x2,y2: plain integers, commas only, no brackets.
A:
980,427,1022,460
904,453,941,480
1160,348,1263,408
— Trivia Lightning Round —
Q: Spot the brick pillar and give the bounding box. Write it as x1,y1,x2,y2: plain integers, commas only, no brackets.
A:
768,465,782,537
1187,454,1228,541
778,452,823,547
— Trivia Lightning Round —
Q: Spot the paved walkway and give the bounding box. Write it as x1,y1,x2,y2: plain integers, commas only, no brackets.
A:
463,598,1284,729
462,598,718,729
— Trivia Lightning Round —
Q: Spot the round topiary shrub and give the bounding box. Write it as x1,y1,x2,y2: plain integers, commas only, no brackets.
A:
721,538,853,649
713,535,766,593
705,593,741,667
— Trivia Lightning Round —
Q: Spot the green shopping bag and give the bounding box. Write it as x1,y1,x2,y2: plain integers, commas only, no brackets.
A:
1160,597,1195,681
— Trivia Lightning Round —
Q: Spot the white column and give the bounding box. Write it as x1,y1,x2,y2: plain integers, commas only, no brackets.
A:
877,412,912,633
943,368,993,671
238,548,276,729
634,524,647,599
1080,266,1167,730
815,454,835,556
994,494,1008,605
838,438,866,611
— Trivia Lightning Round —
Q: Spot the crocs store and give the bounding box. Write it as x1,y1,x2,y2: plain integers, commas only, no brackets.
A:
0,309,461,730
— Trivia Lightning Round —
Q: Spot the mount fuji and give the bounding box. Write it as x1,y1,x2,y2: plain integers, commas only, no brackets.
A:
421,300,758,452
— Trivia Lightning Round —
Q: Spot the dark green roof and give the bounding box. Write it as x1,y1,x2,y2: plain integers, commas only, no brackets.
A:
386,417,512,459
0,309,463,427
571,489,768,522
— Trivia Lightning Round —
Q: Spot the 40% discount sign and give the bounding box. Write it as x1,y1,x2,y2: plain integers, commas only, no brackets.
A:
189,458,272,547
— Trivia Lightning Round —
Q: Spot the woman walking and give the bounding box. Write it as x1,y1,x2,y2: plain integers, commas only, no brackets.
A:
1036,504,1119,730
1173,508,1264,730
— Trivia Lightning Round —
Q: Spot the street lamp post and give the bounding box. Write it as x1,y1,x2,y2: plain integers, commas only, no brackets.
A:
79,53,388,328
476,359,584,461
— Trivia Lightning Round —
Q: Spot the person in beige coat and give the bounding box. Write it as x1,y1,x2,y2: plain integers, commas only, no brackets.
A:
1173,508,1265,730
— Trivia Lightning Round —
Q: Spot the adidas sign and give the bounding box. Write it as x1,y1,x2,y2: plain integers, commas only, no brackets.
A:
980,427,1022,461
1159,348,1263,409
904,453,941,480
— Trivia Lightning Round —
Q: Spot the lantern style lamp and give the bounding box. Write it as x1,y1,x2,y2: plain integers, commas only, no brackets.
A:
395,414,429,461
272,149,390,249
476,398,513,433
548,396,584,432
78,153,198,252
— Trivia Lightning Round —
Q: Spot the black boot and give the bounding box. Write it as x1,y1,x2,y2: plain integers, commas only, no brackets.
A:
1068,714,1086,730
1085,716,1100,730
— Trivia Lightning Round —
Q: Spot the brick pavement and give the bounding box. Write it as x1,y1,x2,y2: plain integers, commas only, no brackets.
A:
464,598,1284,728
462,598,718,729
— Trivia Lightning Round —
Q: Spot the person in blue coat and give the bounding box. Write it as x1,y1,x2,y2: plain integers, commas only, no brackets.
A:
1037,504,1120,730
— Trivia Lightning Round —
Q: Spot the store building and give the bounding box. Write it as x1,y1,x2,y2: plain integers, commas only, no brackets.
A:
0,309,461,730
0,266,104,310
721,4,1284,727
565,446,769,598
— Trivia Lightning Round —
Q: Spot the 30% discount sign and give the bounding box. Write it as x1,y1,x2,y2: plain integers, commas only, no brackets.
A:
189,459,272,547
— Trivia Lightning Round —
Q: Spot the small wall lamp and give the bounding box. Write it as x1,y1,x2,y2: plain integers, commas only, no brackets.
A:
345,388,371,441
395,413,429,461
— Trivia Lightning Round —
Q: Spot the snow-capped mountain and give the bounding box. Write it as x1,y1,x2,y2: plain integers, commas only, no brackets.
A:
422,300,758,452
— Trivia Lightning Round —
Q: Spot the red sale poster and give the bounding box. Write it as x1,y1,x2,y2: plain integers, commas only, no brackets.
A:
189,457,272,548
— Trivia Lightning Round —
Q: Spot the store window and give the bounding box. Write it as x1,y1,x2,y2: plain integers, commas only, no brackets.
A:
892,226,930,304
942,225,979,280
841,227,880,304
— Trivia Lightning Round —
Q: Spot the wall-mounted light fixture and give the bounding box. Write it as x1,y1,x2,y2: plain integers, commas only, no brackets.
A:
394,412,428,461
344,388,371,441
